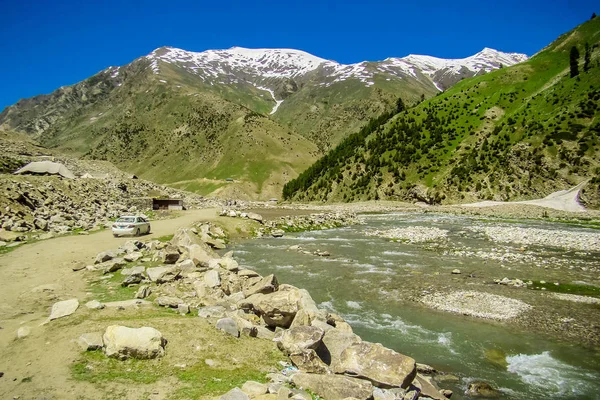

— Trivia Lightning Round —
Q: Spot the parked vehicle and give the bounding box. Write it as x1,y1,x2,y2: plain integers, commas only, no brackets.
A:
112,215,151,237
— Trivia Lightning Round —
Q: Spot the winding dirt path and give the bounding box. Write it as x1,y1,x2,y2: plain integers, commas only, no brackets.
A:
0,208,218,399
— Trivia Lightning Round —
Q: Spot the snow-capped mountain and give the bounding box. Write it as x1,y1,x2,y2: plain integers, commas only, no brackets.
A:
135,46,527,94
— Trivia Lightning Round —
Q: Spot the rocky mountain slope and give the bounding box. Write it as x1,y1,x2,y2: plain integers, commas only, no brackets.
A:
0,46,525,199
283,17,600,208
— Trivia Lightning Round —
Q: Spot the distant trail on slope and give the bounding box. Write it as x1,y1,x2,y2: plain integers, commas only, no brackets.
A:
459,181,589,212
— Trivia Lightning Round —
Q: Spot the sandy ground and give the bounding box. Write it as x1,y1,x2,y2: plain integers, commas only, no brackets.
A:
0,208,218,400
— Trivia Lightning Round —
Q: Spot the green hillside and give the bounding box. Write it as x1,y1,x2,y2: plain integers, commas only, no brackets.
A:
283,16,600,208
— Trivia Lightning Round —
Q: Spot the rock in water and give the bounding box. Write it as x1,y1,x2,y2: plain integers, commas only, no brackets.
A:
103,325,166,360
49,299,79,321
291,372,373,400
465,381,500,398
334,341,416,388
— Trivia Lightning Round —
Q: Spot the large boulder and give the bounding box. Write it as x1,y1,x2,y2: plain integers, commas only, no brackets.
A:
146,266,180,283
335,342,416,389
205,270,221,288
291,372,373,400
240,285,304,328
221,387,249,400
277,325,324,355
162,245,180,264
103,325,166,360
189,244,214,267
155,296,184,308
216,318,239,337
244,274,279,297
321,328,362,366
289,349,330,373
49,299,79,321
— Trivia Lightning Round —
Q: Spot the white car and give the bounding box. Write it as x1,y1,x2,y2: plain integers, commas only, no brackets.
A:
112,215,151,237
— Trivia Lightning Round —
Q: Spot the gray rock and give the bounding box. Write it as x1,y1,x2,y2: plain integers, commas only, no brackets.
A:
178,304,190,315
147,266,180,283
244,274,279,297
198,305,227,319
451,269,461,275
221,387,249,400
271,229,285,238
77,332,104,351
162,246,180,264
17,326,31,339
241,381,268,397
465,381,499,398
220,257,240,272
103,325,166,360
322,328,362,366
121,266,146,276
124,252,143,262
240,285,303,328
155,296,184,308
289,349,330,373
238,269,260,278
291,372,373,400
205,270,221,288
135,285,152,299
103,258,125,274
247,213,263,223
121,273,144,287
95,250,116,264
85,300,105,310
34,218,49,231
413,374,446,400
277,325,325,355
49,298,79,321
216,317,239,337
277,386,291,400
334,341,416,389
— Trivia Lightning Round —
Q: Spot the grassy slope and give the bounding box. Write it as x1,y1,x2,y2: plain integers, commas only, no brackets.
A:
284,17,600,207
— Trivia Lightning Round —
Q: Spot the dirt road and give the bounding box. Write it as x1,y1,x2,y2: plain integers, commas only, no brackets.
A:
0,208,218,399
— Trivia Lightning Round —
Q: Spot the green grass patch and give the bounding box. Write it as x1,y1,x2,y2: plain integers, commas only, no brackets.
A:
530,281,600,297
87,272,142,303
156,234,174,243
174,365,269,399
71,351,165,384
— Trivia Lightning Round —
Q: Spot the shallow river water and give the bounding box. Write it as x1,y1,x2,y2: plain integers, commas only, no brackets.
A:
228,213,600,400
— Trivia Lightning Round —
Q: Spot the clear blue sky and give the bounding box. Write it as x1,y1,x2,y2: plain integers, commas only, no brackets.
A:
0,0,596,111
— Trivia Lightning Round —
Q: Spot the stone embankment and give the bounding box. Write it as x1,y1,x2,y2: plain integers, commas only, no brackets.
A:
0,175,218,242
220,209,361,237
72,224,455,400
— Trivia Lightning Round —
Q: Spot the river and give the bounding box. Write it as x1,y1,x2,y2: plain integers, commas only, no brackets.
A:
227,212,600,400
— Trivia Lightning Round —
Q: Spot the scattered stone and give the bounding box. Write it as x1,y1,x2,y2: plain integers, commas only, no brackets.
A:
291,372,373,400
271,229,285,238
221,387,249,400
121,273,144,287
205,270,221,288
198,305,228,319
451,269,461,275
177,304,190,315
334,341,416,389
247,212,263,223
103,325,166,360
95,251,116,264
16,326,31,339
289,349,330,373
155,296,183,308
162,246,180,264
242,381,269,397
77,332,104,351
244,274,279,297
124,252,143,262
103,299,152,309
48,299,79,321
277,325,325,355
135,285,152,299
216,317,239,337
85,300,105,310
121,266,146,276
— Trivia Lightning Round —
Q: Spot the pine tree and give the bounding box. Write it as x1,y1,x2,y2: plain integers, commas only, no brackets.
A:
570,46,580,78
584,42,591,72
396,97,405,114
592,12,597,19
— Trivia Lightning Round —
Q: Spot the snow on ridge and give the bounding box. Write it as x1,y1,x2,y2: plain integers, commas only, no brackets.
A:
143,46,527,89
